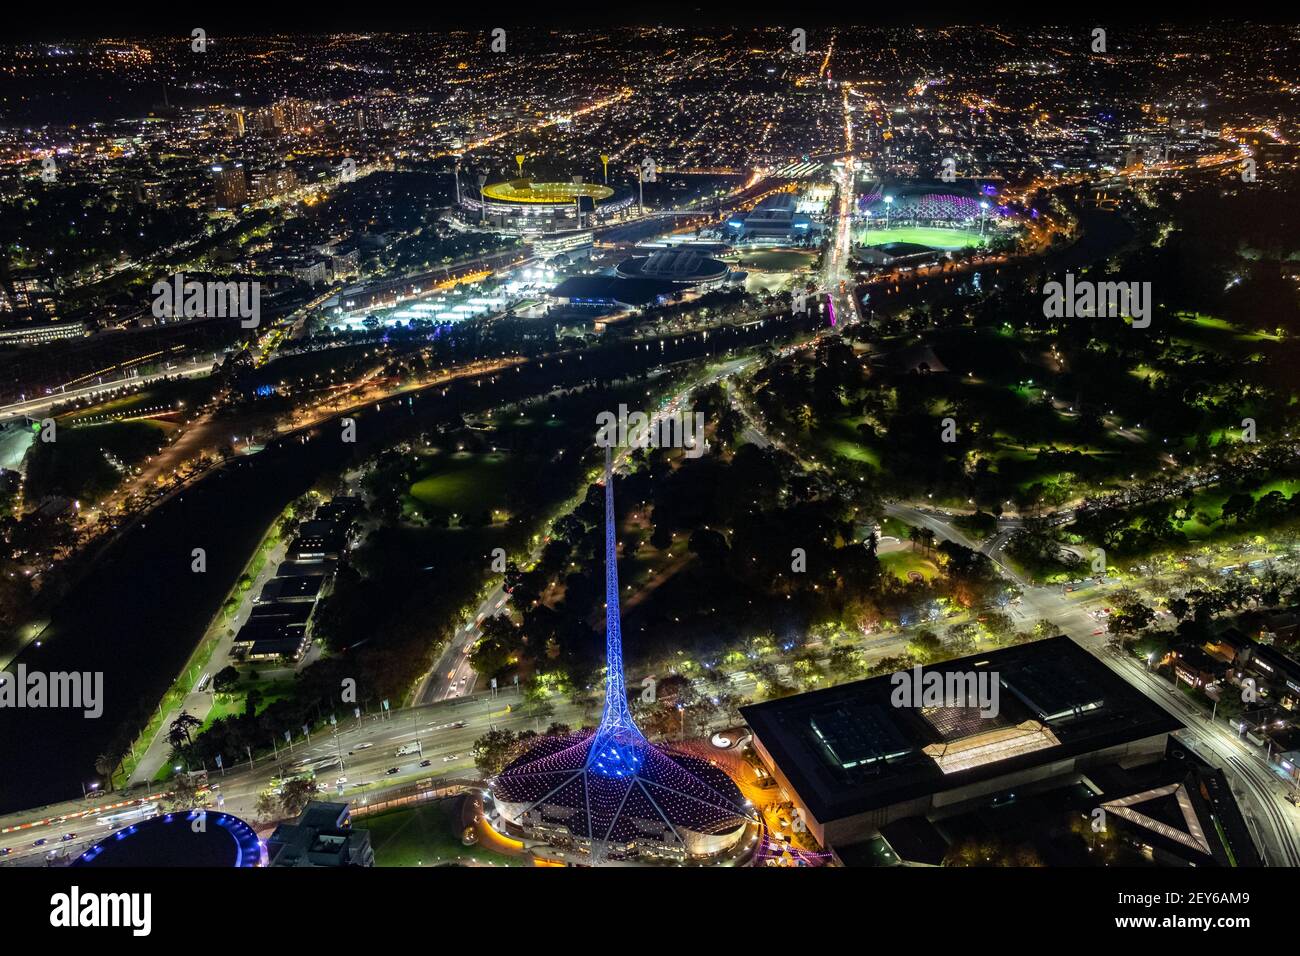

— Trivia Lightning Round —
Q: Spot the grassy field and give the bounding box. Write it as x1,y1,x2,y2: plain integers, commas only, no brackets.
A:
408,451,514,517
364,799,523,867
878,515,913,540
1177,479,1300,539
25,419,170,502
857,225,985,250
879,549,942,582
58,376,218,424
819,417,883,469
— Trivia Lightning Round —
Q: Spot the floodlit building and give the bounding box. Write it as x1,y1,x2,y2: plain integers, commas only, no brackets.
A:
724,193,824,243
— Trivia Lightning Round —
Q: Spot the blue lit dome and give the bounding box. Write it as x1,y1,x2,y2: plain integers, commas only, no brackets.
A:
73,810,264,867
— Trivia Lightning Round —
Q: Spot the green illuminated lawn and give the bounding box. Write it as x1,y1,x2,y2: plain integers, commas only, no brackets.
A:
858,225,985,251
365,799,524,867
1175,479,1300,539
879,550,942,581
818,417,883,469
409,452,513,516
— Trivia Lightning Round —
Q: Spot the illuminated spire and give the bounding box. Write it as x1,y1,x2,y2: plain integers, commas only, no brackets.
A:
585,445,648,776
490,444,755,864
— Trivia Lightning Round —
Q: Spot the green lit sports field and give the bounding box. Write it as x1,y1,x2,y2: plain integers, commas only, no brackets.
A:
856,225,985,250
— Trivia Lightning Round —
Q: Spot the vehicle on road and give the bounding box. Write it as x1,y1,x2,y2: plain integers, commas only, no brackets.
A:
396,743,421,757
99,803,159,829
420,760,432,768
32,838,46,847
386,767,400,776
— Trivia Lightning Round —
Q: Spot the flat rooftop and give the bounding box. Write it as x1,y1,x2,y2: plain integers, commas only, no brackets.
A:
741,636,1183,824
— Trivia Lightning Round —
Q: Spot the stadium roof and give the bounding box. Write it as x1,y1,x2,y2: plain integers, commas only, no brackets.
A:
615,250,729,282
549,275,675,307
74,811,262,867
741,636,1183,824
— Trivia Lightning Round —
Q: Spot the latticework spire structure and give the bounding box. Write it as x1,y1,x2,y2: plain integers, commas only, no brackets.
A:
491,445,754,863
586,444,649,777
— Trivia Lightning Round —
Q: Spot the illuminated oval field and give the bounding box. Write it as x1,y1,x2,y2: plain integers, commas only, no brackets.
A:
481,180,615,204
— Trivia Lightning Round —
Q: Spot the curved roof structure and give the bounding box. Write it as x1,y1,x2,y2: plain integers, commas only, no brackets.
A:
73,810,263,867
492,446,752,862
494,728,752,858
615,250,729,283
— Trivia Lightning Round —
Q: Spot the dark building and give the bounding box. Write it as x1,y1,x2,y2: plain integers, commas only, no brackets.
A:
287,528,347,561
741,636,1183,852
548,275,676,310
267,801,374,867
232,621,309,662
256,575,325,604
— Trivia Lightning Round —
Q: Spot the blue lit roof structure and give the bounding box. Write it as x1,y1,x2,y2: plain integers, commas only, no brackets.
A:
73,810,263,867
492,447,753,861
